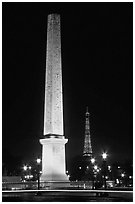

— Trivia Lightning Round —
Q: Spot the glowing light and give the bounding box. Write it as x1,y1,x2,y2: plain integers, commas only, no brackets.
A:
94,165,98,170
121,173,125,177
109,183,113,188
28,166,31,170
108,166,111,170
87,166,89,169
118,166,120,169
91,158,95,164
116,179,119,184
129,176,132,179
36,158,41,164
79,166,81,170
23,165,27,171
102,152,107,160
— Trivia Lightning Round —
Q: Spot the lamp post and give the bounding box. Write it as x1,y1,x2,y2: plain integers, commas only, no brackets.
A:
36,158,41,191
91,158,95,189
102,152,107,190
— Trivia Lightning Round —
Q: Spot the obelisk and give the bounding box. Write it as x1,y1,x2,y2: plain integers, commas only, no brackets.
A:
40,14,69,182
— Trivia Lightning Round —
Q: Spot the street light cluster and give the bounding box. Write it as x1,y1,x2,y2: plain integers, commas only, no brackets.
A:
23,165,32,171
22,158,41,183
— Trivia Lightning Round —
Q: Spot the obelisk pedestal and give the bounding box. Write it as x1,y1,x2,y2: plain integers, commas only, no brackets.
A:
40,138,68,181
40,14,69,187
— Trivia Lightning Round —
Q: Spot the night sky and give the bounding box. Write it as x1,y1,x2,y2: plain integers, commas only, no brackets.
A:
3,2,133,168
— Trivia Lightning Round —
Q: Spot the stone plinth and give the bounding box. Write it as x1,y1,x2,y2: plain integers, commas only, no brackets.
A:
40,137,69,182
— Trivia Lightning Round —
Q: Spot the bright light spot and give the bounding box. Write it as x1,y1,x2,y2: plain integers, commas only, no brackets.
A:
102,152,107,160
116,179,119,184
37,158,41,164
26,175,30,179
108,166,111,170
97,169,99,172
79,166,81,170
129,176,132,179
121,173,125,177
66,170,68,174
23,165,27,171
118,166,120,169
94,165,98,170
87,166,89,169
109,183,113,188
91,158,95,164
28,166,31,170
105,176,108,179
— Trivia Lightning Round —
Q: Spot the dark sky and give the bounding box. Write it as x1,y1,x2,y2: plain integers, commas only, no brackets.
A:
3,2,133,167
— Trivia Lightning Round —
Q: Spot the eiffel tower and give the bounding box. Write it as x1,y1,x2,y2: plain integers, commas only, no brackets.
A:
81,107,93,180
83,107,92,159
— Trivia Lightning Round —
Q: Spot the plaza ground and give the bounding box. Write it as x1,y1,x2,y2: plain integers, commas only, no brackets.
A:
2,189,133,202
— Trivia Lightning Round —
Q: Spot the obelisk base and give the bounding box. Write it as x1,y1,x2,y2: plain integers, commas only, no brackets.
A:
40,137,69,187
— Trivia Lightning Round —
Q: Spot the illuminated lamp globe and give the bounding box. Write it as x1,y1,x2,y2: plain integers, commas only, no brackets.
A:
91,158,95,164
37,158,41,164
102,152,107,160
23,165,27,171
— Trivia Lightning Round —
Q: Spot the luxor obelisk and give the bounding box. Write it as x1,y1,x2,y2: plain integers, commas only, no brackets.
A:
40,14,69,182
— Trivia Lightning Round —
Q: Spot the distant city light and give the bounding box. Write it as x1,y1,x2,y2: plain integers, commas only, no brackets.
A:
108,165,111,170
94,165,98,170
121,173,125,177
23,165,27,171
116,179,119,184
91,158,95,164
102,152,108,160
37,158,41,164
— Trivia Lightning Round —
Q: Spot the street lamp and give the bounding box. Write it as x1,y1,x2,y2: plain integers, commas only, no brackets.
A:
23,165,27,171
102,152,108,189
102,152,107,160
91,158,96,189
91,158,95,164
36,158,41,191
23,165,32,181
28,166,31,170
121,173,125,178
94,165,98,171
